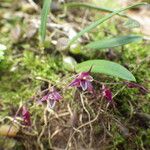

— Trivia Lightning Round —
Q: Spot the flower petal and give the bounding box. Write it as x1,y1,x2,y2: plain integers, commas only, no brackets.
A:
22,106,31,126
50,91,62,101
48,100,56,108
39,94,49,102
78,72,93,81
78,72,90,79
80,80,88,91
87,81,94,93
125,82,148,95
102,85,112,102
69,78,80,87
85,75,93,82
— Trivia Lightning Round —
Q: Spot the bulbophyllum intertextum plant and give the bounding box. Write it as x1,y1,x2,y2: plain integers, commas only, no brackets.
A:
7,67,148,128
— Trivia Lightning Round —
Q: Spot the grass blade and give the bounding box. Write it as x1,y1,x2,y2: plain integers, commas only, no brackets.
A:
65,2,114,13
68,2,146,46
39,0,52,42
86,35,143,49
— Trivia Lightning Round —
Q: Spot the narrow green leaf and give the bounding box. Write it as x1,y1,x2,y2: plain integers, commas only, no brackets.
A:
76,60,136,81
65,2,114,13
39,0,52,42
68,2,146,46
65,2,127,18
86,35,143,49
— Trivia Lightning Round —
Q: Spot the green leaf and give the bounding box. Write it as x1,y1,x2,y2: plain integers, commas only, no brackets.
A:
65,2,127,18
68,2,146,46
65,2,114,13
39,0,52,42
76,60,136,81
86,35,143,49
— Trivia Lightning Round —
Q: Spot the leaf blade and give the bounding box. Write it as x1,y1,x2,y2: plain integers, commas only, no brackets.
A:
76,60,136,81
68,2,146,46
86,35,143,49
39,0,52,42
65,2,114,13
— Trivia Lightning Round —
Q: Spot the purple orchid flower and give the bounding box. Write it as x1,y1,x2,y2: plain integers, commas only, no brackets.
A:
69,70,93,93
124,82,148,95
38,88,62,108
21,106,31,126
102,85,112,102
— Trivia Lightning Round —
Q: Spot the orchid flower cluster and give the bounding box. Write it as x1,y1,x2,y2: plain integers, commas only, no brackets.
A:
18,69,148,126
